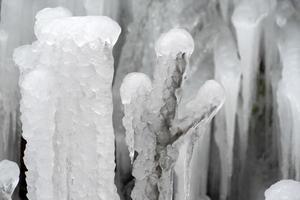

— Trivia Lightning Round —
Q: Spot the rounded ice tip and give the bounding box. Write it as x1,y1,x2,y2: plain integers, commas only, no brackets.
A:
0,160,20,196
120,72,152,104
155,28,194,58
265,180,300,200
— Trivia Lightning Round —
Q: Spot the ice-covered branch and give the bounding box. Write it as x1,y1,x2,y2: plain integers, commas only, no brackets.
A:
0,160,19,200
14,7,121,200
121,28,225,200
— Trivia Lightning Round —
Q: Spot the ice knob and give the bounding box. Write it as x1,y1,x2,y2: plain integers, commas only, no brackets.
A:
0,160,20,200
155,28,194,58
265,180,300,200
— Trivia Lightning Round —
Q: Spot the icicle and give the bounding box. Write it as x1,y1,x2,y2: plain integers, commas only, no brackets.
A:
120,72,152,163
14,7,121,200
213,26,241,200
0,160,19,200
231,0,272,164
276,13,300,180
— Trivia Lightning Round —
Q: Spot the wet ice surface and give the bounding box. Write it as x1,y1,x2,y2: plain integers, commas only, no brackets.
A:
14,7,121,200
265,180,300,200
0,160,19,200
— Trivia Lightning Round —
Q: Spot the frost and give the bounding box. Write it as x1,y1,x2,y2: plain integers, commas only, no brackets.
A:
0,160,19,200
265,180,300,200
14,7,121,200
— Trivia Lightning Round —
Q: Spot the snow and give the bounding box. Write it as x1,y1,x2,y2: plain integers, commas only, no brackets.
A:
265,180,300,200
155,28,194,58
0,160,19,199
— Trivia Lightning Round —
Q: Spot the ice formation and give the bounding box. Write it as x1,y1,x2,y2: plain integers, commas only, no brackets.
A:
231,0,273,165
276,11,300,180
121,28,225,200
1,1,300,200
213,27,241,200
265,180,300,200
14,7,121,200
0,160,19,200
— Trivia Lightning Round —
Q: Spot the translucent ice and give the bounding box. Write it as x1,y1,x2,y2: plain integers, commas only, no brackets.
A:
265,180,300,200
214,27,240,200
276,14,300,180
232,0,272,165
0,160,19,200
120,72,152,162
155,28,194,58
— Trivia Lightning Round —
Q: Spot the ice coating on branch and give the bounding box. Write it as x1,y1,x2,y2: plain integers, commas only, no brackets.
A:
34,7,121,47
155,28,194,58
265,180,300,200
120,72,152,105
214,27,241,200
0,160,19,199
14,7,121,200
120,72,152,162
185,80,225,124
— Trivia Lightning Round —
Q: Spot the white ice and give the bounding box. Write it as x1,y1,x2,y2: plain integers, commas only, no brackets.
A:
155,28,194,59
0,160,19,200
265,180,300,200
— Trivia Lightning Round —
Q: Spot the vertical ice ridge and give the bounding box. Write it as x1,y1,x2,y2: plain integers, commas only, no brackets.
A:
14,7,121,200
232,0,273,165
214,26,241,200
276,15,300,180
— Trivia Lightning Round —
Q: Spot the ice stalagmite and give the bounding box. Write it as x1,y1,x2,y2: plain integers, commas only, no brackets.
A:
121,28,225,200
14,7,121,200
276,14,300,180
0,160,19,200
232,0,271,164
265,180,300,200
214,27,241,200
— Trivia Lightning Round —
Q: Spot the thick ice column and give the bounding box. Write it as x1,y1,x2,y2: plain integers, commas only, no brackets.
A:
213,27,241,200
265,180,300,200
231,0,271,164
276,16,300,180
14,7,121,200
0,160,20,200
